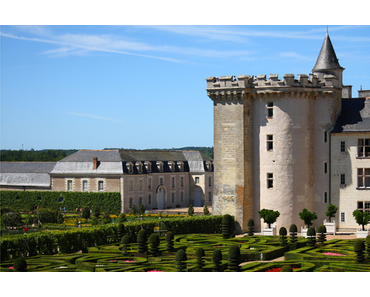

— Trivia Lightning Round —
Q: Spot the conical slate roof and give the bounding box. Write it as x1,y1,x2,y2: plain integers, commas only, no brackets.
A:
312,33,343,72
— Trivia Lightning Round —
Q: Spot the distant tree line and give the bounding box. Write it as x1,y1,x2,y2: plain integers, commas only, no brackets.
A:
0,149,77,162
1,147,213,162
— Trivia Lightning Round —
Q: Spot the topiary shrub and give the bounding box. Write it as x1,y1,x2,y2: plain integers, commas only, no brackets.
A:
203,205,210,216
138,204,145,215
258,208,280,228
299,208,317,228
289,224,298,249
102,211,112,224
92,206,100,218
307,227,316,246
121,234,130,254
148,233,160,256
117,223,126,240
316,225,327,244
175,249,187,272
354,238,365,263
119,213,127,223
212,249,223,272
353,210,370,231
195,247,205,271
279,227,288,246
165,231,174,252
188,204,194,216
137,229,148,254
222,214,233,239
228,244,240,271
280,265,293,272
130,204,137,215
247,219,254,236
14,258,27,272
366,235,370,261
325,203,338,222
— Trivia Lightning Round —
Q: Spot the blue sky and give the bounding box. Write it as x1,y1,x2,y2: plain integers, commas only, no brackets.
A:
1,22,369,151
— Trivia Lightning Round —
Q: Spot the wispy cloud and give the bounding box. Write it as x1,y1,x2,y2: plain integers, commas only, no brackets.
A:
66,112,124,124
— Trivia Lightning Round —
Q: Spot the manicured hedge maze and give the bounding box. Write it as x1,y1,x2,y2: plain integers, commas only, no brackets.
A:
1,234,369,272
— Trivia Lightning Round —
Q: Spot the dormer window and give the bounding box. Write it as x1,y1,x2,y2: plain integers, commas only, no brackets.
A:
168,161,175,172
205,161,213,171
126,162,134,174
144,161,152,173
156,161,164,172
135,161,143,173
177,161,184,172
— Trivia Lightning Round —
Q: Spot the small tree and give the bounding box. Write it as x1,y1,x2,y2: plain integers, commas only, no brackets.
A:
195,247,205,271
188,204,194,216
228,245,240,271
325,203,338,222
317,225,327,244
117,223,125,239
307,227,316,247
137,229,148,254
299,208,317,228
165,231,174,252
175,249,187,272
258,209,280,228
366,235,370,261
212,249,223,272
121,235,130,254
149,233,160,256
14,258,27,272
203,205,210,216
279,227,288,246
247,219,254,236
222,214,234,239
130,204,137,215
354,239,365,263
118,213,127,223
289,224,298,249
352,210,370,231
138,204,145,215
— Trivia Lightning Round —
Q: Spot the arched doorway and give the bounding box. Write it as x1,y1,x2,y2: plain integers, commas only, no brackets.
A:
156,186,166,209
193,187,203,207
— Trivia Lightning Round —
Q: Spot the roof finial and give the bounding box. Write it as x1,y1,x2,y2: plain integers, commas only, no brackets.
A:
326,26,329,35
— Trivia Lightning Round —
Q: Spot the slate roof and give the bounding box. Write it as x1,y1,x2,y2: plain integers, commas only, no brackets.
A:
0,162,55,187
331,98,370,133
313,33,344,72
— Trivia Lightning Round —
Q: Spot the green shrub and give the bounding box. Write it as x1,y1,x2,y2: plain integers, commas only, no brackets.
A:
175,249,187,272
299,208,317,228
317,225,327,244
366,235,370,261
325,203,338,222
354,239,365,262
289,224,298,249
138,204,145,215
307,227,316,246
81,206,90,219
258,209,280,228
228,244,240,271
14,258,27,272
203,205,210,216
188,204,194,216
148,233,160,256
121,234,130,254
353,210,370,231
222,214,234,239
1,211,23,228
247,219,254,236
117,223,125,239
195,247,205,271
165,231,174,252
280,265,293,272
130,205,137,215
118,213,127,223
137,230,147,254
279,227,288,246
212,249,223,272
92,206,101,218
102,212,112,225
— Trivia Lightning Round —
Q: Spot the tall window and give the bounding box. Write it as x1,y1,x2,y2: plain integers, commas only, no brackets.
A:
148,178,151,189
340,174,346,186
195,177,200,184
139,180,143,191
357,201,370,213
340,212,346,222
159,178,164,185
181,177,184,187
129,198,133,208
98,180,104,191
67,180,73,191
267,102,273,118
267,135,273,151
324,131,327,143
172,177,175,188
324,192,328,203
340,141,346,152
82,180,88,191
267,173,273,189
358,138,370,157
139,197,142,205
324,162,328,174
129,180,134,191
209,176,212,187
171,193,175,203
208,192,212,202
357,168,370,188
180,192,184,202
148,195,151,205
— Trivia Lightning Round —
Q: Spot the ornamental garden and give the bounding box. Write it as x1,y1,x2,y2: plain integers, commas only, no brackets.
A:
1,193,370,272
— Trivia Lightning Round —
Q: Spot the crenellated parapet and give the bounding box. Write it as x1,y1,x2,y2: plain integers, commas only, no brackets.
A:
206,73,342,101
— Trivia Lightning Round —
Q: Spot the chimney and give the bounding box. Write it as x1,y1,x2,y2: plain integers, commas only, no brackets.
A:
93,157,98,170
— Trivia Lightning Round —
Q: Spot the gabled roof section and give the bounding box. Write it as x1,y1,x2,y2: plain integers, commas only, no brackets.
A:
0,162,56,173
312,33,344,72
59,150,121,162
119,150,188,162
332,99,370,133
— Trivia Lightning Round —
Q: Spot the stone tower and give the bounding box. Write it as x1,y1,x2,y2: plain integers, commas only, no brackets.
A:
206,33,343,233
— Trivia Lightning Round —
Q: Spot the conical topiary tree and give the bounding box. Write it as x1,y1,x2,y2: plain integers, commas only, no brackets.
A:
121,234,131,254
289,224,298,249
148,233,160,256
227,244,240,271
175,249,187,272
247,219,254,236
366,235,370,261
307,227,316,246
222,214,233,239
280,265,293,272
195,247,205,271
203,205,210,216
354,238,365,263
279,227,288,246
137,229,148,254
165,231,174,252
117,223,125,240
317,225,327,244
212,249,223,272
188,204,194,216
